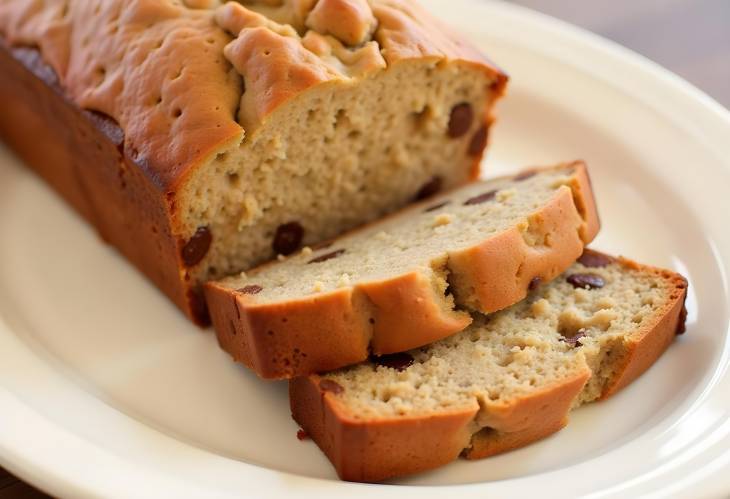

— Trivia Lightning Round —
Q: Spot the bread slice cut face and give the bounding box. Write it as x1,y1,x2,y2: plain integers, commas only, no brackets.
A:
205,162,599,378
289,250,688,482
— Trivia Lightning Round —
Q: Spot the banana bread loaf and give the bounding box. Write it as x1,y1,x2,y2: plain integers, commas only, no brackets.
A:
290,250,689,482
0,0,507,323
205,162,599,378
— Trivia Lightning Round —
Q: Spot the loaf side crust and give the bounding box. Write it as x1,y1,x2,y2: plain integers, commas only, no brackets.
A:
290,376,479,482
0,42,209,318
289,253,689,482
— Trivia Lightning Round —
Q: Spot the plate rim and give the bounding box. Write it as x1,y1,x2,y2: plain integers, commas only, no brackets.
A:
2,0,730,497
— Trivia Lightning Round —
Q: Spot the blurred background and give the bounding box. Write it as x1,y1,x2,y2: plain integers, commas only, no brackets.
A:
509,0,730,107
1,1,728,497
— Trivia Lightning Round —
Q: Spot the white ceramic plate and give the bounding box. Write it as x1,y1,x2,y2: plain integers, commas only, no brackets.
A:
2,1,730,497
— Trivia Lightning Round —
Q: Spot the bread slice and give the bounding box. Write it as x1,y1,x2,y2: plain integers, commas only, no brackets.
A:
0,0,506,324
289,250,688,482
204,162,599,378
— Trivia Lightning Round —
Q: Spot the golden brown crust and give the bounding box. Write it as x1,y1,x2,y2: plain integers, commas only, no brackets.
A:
371,0,507,83
290,370,588,482
0,43,201,320
448,161,599,313
0,1,243,191
0,0,505,188
290,369,588,482
288,253,689,482
474,368,590,434
305,0,377,47
207,283,374,378
358,272,473,354
567,160,601,242
600,265,688,399
465,417,569,460
206,164,599,379
206,269,472,379
290,376,479,482
465,369,589,459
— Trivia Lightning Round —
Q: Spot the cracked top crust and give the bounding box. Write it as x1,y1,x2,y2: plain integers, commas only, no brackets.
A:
0,0,505,191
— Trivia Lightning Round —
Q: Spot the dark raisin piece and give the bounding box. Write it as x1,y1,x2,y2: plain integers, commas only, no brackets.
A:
181,226,212,267
468,125,489,156
560,328,586,347
273,222,304,255
415,176,442,200
238,284,263,294
448,102,473,138
529,277,542,291
464,189,497,206
578,251,614,268
514,170,537,182
566,273,605,289
424,201,450,212
372,352,414,371
296,429,309,440
308,249,345,264
319,379,344,394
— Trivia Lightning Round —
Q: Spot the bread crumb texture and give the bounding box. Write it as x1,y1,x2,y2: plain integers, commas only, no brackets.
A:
217,166,582,304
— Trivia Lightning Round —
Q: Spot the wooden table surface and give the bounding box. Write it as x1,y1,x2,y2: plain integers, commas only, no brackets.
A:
1,1,727,497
